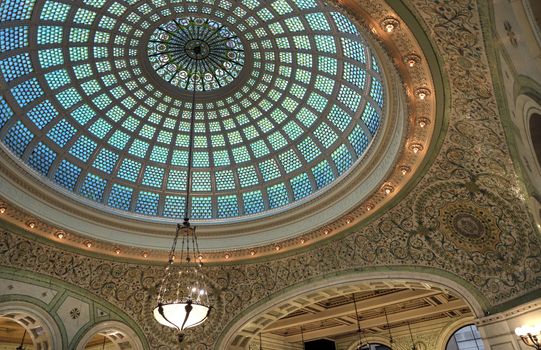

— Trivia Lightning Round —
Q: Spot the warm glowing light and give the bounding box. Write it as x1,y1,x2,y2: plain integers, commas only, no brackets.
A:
415,88,431,101
224,253,230,259
410,143,423,154
27,221,36,229
250,250,256,256
153,302,211,331
400,166,411,175
0,206,6,214
404,54,421,68
366,204,374,211
275,245,281,251
56,231,65,239
300,238,306,244
85,241,92,248
142,252,149,258
381,17,399,34
515,325,541,349
197,254,203,261
516,325,541,337
346,218,352,224
324,229,330,235
115,248,121,255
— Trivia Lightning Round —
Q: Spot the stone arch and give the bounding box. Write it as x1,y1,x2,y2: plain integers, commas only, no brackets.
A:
75,321,145,350
0,301,62,350
530,112,541,168
216,269,487,349
514,93,541,224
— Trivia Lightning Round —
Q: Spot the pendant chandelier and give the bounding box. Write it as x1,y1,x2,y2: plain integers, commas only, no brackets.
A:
153,70,212,342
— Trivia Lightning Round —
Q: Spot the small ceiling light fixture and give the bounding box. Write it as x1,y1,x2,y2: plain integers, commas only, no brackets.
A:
85,241,92,248
515,325,541,349
153,71,211,345
300,238,306,244
366,204,374,211
417,117,430,128
382,185,394,195
404,54,421,67
345,217,352,224
415,88,431,101
410,143,424,154
55,231,65,239
224,253,230,260
114,248,121,255
381,16,400,33
399,166,411,175
27,221,36,229
250,250,256,256
274,245,281,251
0,206,6,214
142,252,149,258
324,229,330,235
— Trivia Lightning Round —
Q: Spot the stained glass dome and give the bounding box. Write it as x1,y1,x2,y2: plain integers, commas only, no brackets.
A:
0,0,385,221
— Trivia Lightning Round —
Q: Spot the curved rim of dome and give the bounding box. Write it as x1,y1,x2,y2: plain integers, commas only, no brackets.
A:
0,33,403,251
0,0,388,223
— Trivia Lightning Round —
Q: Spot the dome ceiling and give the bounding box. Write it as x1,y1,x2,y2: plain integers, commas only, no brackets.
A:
0,0,385,221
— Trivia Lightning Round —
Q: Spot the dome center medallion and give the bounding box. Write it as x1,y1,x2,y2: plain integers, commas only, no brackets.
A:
148,17,245,91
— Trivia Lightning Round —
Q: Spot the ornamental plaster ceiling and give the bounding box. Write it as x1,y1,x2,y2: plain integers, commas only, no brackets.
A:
0,0,540,349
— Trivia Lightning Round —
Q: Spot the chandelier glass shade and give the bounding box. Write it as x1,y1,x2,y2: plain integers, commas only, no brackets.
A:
153,222,211,333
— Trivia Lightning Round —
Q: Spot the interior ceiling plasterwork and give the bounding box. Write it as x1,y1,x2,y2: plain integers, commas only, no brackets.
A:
0,0,540,349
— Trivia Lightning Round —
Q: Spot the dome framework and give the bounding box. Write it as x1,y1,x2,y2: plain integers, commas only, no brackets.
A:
0,0,385,222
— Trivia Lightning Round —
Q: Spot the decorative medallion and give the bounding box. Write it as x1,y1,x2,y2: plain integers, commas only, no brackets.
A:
148,17,245,91
70,307,81,319
439,201,501,251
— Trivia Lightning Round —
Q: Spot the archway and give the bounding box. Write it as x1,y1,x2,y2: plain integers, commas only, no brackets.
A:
75,321,144,350
530,113,541,168
217,269,487,349
0,301,62,350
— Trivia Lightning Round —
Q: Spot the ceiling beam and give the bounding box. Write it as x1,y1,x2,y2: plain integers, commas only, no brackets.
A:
283,299,466,342
264,289,440,333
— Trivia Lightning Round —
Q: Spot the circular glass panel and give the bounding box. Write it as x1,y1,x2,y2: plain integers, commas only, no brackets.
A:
147,17,245,91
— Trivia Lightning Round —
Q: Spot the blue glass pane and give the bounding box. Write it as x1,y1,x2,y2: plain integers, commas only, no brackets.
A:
27,100,57,129
4,121,33,156
80,173,107,202
11,78,43,107
135,191,159,215
217,195,239,218
108,184,133,210
0,96,14,129
54,160,81,190
267,183,289,209
0,53,33,81
243,190,265,214
27,142,56,176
